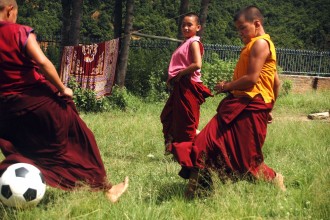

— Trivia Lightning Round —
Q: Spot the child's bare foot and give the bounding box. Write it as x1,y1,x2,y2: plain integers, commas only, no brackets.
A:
106,176,129,203
273,173,286,191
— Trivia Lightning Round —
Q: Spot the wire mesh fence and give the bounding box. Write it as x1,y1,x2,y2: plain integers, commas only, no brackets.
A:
39,36,330,77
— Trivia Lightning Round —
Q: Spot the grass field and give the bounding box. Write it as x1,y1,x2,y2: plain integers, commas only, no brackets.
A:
0,91,329,220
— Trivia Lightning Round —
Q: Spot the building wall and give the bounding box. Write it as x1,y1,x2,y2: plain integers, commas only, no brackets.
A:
280,75,330,93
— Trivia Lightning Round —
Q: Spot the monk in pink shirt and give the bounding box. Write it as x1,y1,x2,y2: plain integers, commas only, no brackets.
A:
160,12,212,179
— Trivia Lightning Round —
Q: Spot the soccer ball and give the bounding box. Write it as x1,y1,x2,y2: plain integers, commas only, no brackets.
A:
0,163,46,208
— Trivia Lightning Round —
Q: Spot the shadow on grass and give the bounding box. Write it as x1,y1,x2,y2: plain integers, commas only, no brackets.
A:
154,182,186,204
152,175,215,205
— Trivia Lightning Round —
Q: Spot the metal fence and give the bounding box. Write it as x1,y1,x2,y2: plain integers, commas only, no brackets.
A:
40,36,330,77
130,40,330,76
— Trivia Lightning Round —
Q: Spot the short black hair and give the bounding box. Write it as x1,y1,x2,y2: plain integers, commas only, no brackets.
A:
183,12,200,25
234,6,264,24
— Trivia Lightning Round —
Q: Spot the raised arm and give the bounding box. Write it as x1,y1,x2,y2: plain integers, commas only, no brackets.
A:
25,33,73,98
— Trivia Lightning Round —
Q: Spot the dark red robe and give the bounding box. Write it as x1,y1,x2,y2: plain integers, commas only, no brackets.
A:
161,77,212,143
171,95,276,181
160,77,212,178
0,21,110,190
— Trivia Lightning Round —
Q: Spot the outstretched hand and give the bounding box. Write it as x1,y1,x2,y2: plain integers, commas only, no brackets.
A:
58,87,73,98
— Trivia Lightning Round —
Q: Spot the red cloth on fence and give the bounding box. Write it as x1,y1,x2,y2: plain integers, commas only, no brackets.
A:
60,39,119,98
171,95,276,181
0,82,110,190
160,77,212,143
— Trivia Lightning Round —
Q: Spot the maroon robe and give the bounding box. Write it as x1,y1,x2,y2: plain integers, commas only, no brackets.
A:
161,77,212,143
160,77,212,178
0,22,110,190
171,95,276,181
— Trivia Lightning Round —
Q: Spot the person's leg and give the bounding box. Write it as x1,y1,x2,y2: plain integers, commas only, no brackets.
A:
184,168,199,199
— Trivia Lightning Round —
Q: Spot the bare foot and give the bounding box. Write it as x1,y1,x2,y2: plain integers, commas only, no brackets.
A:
273,173,286,192
106,176,129,203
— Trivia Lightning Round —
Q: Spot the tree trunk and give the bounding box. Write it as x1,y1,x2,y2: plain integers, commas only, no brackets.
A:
177,0,189,40
61,0,83,47
199,0,210,37
69,0,83,45
113,0,122,39
116,0,134,87
61,0,71,47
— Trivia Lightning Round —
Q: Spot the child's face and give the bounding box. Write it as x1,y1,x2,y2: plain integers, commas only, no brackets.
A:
181,16,200,39
235,16,257,44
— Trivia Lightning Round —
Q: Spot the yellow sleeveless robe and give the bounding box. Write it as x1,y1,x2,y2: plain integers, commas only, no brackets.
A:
231,34,277,104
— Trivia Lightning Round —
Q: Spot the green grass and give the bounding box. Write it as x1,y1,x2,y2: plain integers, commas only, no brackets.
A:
0,91,329,220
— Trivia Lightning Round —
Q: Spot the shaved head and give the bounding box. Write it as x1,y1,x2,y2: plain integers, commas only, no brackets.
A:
234,6,264,24
0,0,17,11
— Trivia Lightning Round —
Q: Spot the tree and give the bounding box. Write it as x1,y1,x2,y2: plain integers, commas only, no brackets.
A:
199,0,210,37
61,0,83,47
116,0,134,87
177,0,189,40
113,0,122,39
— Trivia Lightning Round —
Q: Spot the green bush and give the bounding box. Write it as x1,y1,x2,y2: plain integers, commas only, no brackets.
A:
145,70,169,102
202,53,236,91
280,79,293,96
67,78,139,112
127,49,237,100
105,85,130,111
67,78,109,112
126,42,175,101
42,44,61,70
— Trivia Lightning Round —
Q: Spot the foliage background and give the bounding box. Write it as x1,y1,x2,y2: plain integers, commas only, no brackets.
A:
16,0,330,50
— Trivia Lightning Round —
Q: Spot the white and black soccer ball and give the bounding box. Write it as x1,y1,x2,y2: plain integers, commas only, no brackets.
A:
0,163,46,208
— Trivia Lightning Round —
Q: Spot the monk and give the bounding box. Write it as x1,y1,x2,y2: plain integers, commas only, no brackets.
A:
173,6,286,198
0,0,128,202
160,12,212,179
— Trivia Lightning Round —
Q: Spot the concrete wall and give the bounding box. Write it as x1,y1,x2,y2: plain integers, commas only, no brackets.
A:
279,75,330,93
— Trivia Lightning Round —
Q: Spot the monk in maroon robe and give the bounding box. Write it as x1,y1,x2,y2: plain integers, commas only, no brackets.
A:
160,13,212,178
0,0,128,202
173,6,286,198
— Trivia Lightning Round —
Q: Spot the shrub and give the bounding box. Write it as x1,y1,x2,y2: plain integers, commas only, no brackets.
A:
126,41,175,101
280,79,293,96
202,53,236,91
67,78,109,112
105,85,130,111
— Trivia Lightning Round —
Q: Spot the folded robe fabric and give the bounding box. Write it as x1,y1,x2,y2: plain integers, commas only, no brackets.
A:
160,77,213,143
0,82,110,190
171,95,276,181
